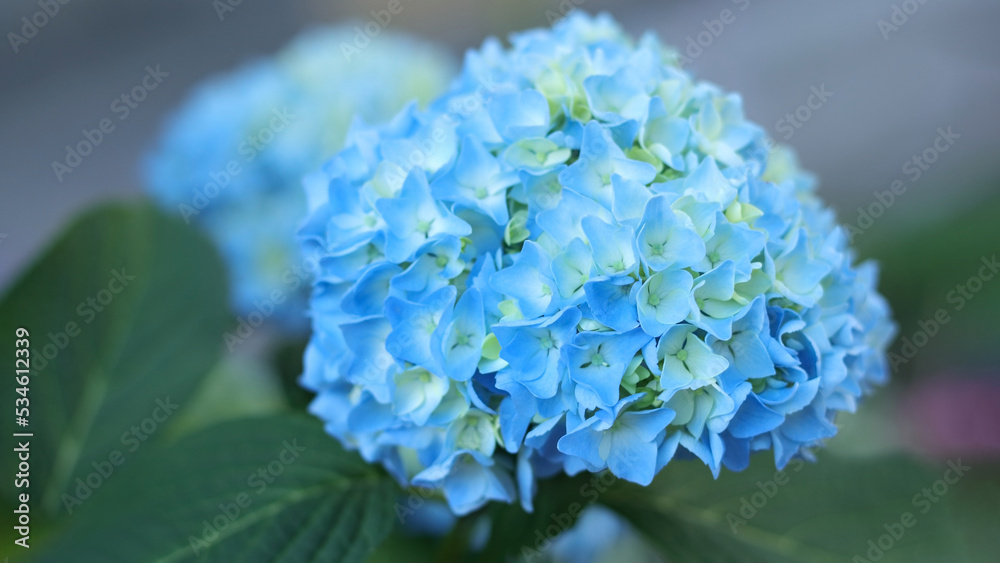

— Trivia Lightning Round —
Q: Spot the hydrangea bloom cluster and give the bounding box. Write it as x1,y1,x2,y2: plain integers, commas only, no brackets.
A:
299,13,894,515
145,26,454,328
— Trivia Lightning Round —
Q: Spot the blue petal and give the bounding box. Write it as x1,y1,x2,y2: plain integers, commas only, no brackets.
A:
496,379,537,453
390,235,464,299
584,68,651,123
637,194,706,271
489,241,555,319
494,307,581,398
582,215,638,276
434,288,486,382
559,121,656,209
340,317,395,402
385,286,457,369
376,170,472,263
551,238,595,302
431,135,518,225
681,157,737,205
606,408,675,485
537,188,614,247
340,262,402,317
611,174,653,226
728,394,784,439
489,89,551,142
584,276,639,332
440,455,516,515
637,269,694,336
565,328,651,407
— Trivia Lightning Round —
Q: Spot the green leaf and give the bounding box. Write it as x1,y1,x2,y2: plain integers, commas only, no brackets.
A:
856,192,1000,376
272,338,314,411
367,534,440,563
166,355,288,440
437,472,602,563
32,415,398,563
942,465,1000,562
0,203,230,517
603,454,968,563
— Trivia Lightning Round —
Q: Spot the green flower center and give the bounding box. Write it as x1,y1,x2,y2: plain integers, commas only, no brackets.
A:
456,426,481,450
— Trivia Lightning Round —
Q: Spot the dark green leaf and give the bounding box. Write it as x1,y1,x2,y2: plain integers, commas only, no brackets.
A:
857,192,1000,377
437,472,605,563
603,454,969,563
367,534,440,563
0,203,229,517
166,355,288,440
938,464,1000,563
273,338,314,411
32,415,398,563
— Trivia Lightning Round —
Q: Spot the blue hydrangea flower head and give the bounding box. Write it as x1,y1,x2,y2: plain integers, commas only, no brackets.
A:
144,26,455,329
299,12,895,515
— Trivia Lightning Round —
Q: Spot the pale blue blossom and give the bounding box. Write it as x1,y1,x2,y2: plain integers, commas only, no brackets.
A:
146,27,454,329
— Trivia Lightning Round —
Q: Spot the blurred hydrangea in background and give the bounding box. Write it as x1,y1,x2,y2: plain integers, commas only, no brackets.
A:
143,26,455,330
299,12,895,516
